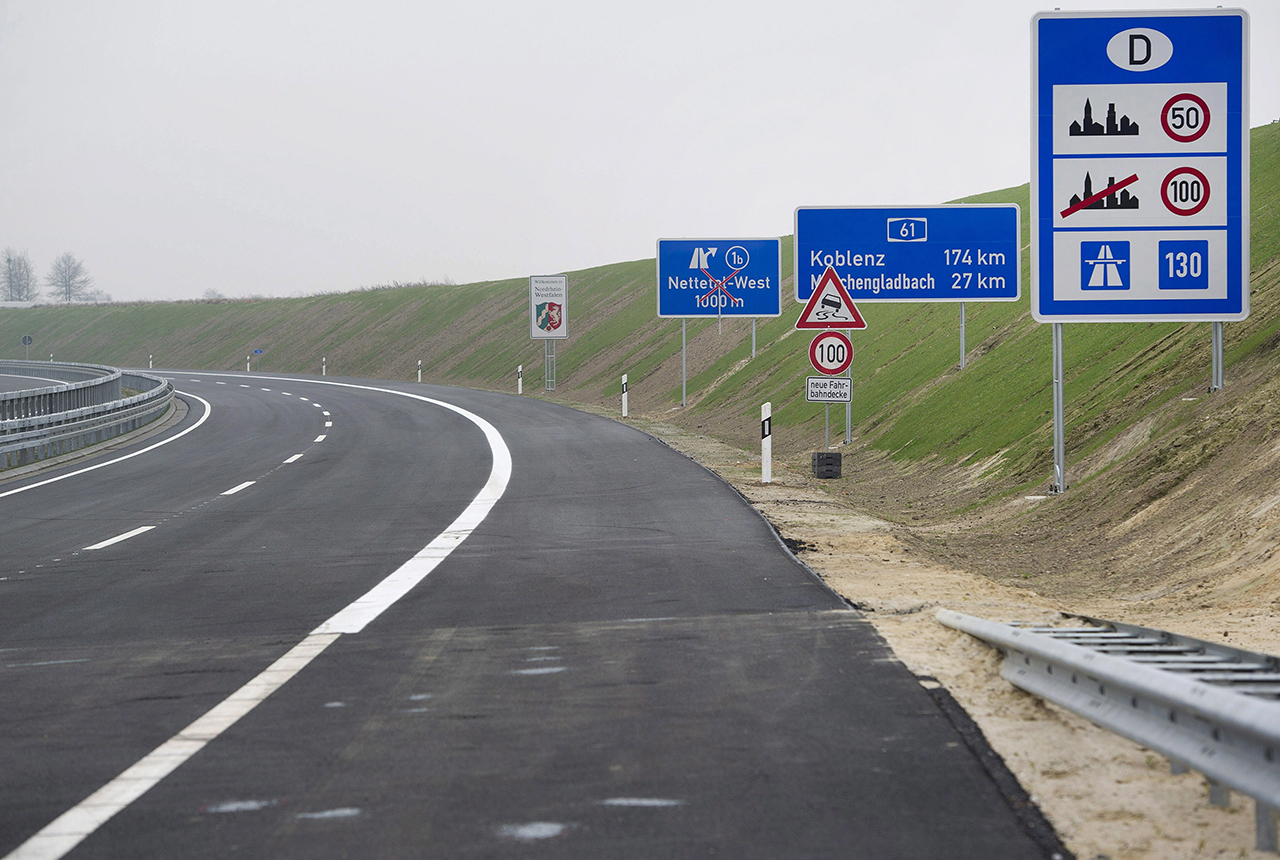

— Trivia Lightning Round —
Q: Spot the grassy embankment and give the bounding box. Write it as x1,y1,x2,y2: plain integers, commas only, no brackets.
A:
3,124,1279,519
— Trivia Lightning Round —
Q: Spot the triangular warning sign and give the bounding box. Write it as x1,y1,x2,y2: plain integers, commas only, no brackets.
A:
795,266,867,330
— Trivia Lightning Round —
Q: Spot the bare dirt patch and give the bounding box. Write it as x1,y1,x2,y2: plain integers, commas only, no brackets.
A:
607,411,1280,860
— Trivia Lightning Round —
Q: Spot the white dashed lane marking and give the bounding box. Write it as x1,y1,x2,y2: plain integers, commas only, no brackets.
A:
314,435,326,443
220,481,256,496
284,454,303,464
83,526,156,551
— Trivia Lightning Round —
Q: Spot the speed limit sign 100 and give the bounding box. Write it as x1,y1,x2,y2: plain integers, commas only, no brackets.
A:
809,330,853,375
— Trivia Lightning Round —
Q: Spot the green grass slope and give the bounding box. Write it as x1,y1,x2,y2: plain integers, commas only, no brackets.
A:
4,123,1279,511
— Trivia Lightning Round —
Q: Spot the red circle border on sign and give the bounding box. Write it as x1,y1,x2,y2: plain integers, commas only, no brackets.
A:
1161,93,1211,144
809,331,853,376
1161,166,1211,216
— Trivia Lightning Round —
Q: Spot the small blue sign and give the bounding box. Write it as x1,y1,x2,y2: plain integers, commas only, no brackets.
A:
1080,241,1130,290
794,206,1021,303
657,238,781,317
253,349,264,354
1158,240,1209,289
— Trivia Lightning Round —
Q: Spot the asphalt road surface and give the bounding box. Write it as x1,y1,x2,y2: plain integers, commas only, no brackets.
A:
0,372,1060,858
0,374,62,394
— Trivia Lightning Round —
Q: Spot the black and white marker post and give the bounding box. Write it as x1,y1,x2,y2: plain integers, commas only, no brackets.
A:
761,402,772,484
517,364,523,395
418,359,422,383
322,356,326,376
621,374,628,417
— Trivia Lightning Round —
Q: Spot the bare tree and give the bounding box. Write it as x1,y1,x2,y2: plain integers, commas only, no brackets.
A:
3,248,39,301
45,252,93,303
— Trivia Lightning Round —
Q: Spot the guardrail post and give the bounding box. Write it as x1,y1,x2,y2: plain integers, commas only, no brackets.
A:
1259,802,1279,853
1210,781,1231,807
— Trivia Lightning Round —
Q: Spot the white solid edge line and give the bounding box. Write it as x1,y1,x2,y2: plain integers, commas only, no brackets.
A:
0,393,213,501
3,376,511,860
83,525,155,551
221,481,256,496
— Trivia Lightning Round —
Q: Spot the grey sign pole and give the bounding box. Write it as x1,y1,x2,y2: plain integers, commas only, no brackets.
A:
752,319,756,358
845,364,852,445
1211,322,1224,392
959,303,967,369
681,319,687,407
1052,322,1066,493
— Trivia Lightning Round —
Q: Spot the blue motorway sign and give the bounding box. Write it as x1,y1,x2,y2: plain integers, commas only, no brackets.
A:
657,238,781,317
1032,10,1249,322
794,206,1020,303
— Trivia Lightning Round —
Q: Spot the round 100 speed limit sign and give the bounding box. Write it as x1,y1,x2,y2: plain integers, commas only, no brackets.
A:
809,330,853,375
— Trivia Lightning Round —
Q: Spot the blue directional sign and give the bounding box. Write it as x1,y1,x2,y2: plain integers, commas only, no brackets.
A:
657,238,781,317
1032,10,1249,322
794,206,1020,303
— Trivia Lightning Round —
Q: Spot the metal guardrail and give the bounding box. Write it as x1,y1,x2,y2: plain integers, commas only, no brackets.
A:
0,362,174,470
937,609,1280,853
0,360,123,419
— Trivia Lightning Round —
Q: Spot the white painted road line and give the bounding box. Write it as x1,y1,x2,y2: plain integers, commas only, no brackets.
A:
322,411,330,416
2,377,512,860
2,633,341,860
0,393,212,501
325,421,332,427
314,435,326,443
84,526,156,551
221,481,256,496
283,454,303,464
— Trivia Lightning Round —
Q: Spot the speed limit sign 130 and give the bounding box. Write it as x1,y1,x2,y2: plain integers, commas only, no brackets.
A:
809,330,853,375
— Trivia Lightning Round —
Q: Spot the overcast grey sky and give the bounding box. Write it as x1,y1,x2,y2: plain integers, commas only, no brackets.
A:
1,1,1276,302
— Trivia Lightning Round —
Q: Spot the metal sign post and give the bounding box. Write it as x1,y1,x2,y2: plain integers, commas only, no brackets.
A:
845,365,853,445
959,303,967,369
23,334,33,360
1211,322,1224,391
1053,323,1066,493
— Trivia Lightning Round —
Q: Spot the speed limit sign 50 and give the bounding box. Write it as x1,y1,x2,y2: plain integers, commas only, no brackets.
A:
809,330,853,375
